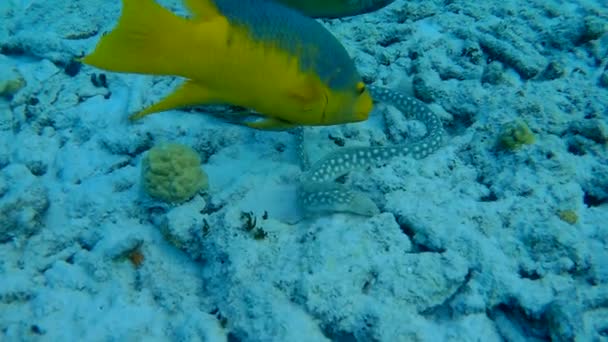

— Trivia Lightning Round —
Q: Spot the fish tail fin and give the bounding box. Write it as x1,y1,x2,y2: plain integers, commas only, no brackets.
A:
82,0,203,76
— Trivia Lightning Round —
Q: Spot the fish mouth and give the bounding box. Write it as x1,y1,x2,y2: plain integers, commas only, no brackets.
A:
354,92,373,121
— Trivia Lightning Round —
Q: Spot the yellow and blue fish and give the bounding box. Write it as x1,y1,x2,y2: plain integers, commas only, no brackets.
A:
82,0,373,130
274,0,395,18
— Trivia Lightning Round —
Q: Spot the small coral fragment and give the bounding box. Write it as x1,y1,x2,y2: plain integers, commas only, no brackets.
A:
0,61,26,98
0,165,49,242
141,143,208,203
558,210,578,225
497,119,535,151
127,246,145,268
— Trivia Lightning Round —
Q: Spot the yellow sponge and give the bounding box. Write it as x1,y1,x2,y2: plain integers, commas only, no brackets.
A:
141,143,208,203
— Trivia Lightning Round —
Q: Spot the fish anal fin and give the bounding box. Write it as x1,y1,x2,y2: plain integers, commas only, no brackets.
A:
129,80,216,121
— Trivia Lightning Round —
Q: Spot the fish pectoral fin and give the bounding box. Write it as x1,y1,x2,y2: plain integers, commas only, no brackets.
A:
282,76,327,124
286,75,323,106
244,117,298,131
184,0,220,21
129,80,216,121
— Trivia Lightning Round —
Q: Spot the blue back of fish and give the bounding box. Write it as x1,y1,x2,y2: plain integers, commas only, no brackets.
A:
211,0,360,91
272,0,395,18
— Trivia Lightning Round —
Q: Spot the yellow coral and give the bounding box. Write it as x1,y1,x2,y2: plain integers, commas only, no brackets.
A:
141,143,208,203
558,210,578,225
497,119,535,151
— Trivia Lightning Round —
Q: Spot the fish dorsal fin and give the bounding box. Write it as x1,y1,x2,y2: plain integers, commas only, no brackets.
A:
184,0,220,21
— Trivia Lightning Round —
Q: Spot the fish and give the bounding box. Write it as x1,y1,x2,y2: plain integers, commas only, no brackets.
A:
82,0,373,130
273,0,395,18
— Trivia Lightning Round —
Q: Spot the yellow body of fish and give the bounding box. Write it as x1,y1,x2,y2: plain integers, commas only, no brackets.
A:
82,0,373,129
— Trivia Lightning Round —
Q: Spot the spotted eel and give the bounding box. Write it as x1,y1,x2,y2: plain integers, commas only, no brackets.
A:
296,86,444,216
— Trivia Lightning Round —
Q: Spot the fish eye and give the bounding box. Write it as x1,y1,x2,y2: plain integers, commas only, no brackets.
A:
356,82,366,95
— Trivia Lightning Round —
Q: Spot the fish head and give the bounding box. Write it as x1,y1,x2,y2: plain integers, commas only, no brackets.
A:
323,80,373,125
